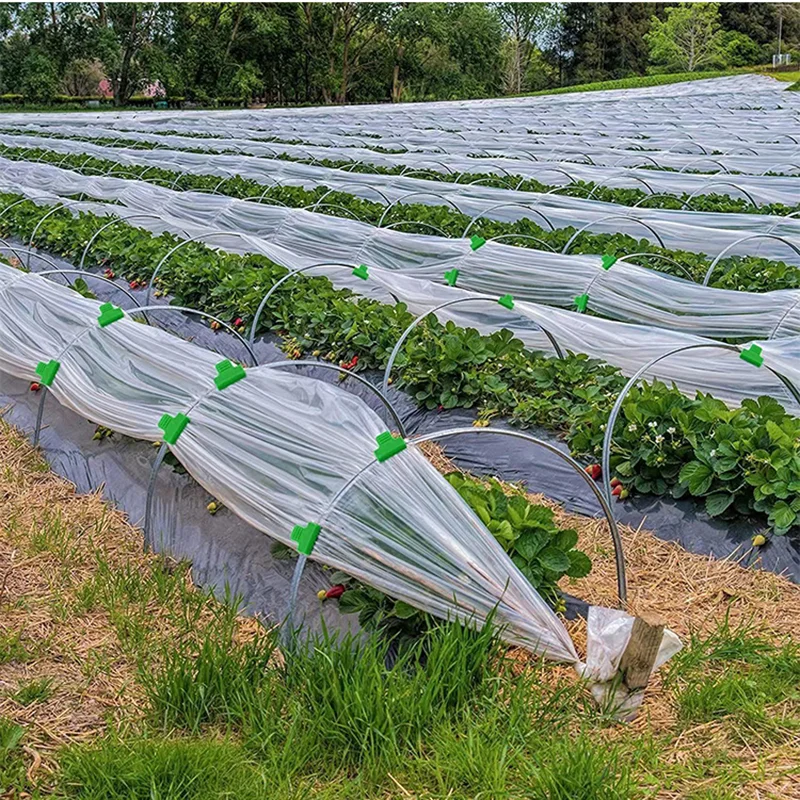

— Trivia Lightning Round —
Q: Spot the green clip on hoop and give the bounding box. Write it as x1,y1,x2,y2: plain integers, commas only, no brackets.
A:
574,293,589,313
98,302,125,328
291,521,321,555
740,344,764,367
444,268,460,286
470,235,486,251
35,359,60,387
600,254,617,271
158,412,190,445
214,359,246,391
498,294,515,310
374,431,407,462
352,264,369,280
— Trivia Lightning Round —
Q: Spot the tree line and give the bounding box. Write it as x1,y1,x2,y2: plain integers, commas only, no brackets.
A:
0,2,797,107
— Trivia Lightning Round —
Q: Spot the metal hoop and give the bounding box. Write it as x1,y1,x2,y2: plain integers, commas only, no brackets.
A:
586,174,655,200
618,252,697,282
33,269,149,323
258,360,406,437
26,199,89,268
678,158,728,174
381,296,565,395
377,192,463,228
561,215,666,255
702,233,800,286
311,184,389,210
485,233,555,252
78,213,164,271
285,425,628,642
631,193,689,210
685,182,758,210
127,304,258,367
145,231,257,307
461,203,556,238
248,262,361,346
383,220,451,238
601,343,800,513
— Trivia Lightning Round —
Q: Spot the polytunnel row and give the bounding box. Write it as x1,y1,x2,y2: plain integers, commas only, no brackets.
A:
7,113,800,190
9,117,800,212
6,127,797,213
80,75,791,152
0,255,640,669
7,156,800,346
3,170,800,425
3,174,800,432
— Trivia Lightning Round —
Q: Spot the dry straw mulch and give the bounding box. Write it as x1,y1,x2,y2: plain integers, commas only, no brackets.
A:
1,426,799,799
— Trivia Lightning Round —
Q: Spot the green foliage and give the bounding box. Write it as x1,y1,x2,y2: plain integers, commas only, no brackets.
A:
665,618,800,735
646,3,724,72
12,677,55,706
572,384,800,535
58,737,269,800
444,473,591,595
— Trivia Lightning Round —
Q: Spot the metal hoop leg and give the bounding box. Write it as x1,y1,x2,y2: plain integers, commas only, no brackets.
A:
32,386,48,447
282,553,308,650
143,441,168,553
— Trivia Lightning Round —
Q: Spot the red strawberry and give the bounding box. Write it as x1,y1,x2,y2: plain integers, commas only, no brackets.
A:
610,477,622,488
233,317,243,327
325,584,346,600
129,280,139,290
30,382,41,392
611,485,622,497
585,464,602,481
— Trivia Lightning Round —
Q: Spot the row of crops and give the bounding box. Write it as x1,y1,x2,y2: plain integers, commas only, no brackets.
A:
1,74,799,668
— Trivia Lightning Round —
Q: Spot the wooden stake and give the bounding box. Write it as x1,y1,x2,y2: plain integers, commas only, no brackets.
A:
618,612,666,693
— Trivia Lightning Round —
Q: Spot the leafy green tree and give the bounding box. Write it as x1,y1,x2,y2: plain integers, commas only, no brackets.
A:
646,2,724,72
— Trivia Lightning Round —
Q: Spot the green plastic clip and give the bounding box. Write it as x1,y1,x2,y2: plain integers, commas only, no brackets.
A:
498,294,514,310
291,522,321,556
574,293,589,313
214,359,246,391
444,268,460,286
352,264,369,280
98,302,125,328
470,235,486,251
739,344,763,367
35,359,60,387
158,412,190,445
374,431,407,462
600,254,617,271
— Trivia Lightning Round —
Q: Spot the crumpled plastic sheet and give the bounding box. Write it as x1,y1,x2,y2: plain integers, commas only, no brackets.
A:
1,173,798,414
7,132,800,254
580,607,683,717
0,259,593,662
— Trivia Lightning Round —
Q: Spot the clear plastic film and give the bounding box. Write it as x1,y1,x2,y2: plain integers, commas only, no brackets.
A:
0,261,586,661
6,159,800,349
2,173,798,413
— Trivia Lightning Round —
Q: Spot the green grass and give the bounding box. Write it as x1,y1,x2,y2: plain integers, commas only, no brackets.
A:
665,617,800,740
58,737,269,800
12,676,55,706
525,70,739,97
0,716,27,793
